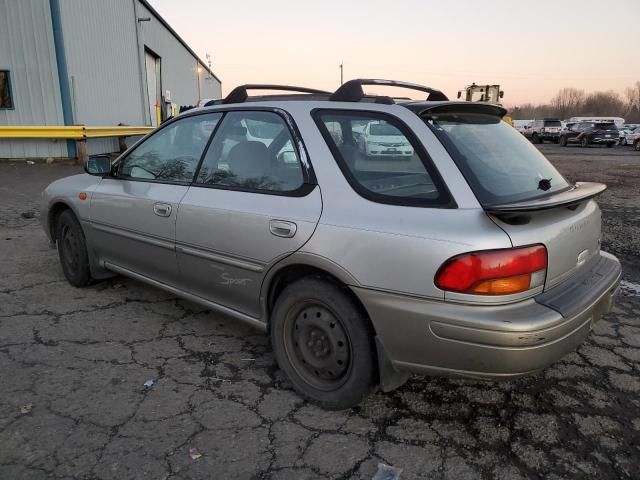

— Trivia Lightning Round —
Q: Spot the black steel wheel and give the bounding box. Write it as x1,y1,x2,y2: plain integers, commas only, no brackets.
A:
271,277,376,409
56,210,92,287
287,302,351,390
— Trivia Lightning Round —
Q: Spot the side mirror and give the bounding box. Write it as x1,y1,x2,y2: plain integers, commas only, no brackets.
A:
277,150,298,164
85,155,112,176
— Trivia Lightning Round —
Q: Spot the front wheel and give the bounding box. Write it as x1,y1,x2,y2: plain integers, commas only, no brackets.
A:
581,136,590,148
620,138,627,146
270,278,377,409
635,141,640,152
531,133,540,144
56,210,93,287
559,135,568,147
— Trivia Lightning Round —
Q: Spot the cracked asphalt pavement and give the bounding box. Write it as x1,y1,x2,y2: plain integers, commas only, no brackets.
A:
1,145,640,479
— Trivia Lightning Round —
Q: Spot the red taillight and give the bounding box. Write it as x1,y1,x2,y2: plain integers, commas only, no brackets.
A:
435,245,547,295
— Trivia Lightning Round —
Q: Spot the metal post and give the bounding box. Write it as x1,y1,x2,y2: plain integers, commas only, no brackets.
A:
339,62,343,85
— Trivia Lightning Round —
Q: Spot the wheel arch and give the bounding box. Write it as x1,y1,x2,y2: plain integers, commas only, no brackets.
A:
261,254,410,392
47,200,78,243
47,199,114,280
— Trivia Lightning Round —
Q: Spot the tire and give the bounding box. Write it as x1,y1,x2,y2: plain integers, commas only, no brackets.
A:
270,277,376,409
531,133,540,144
553,137,559,144
606,142,614,148
559,135,568,147
55,210,92,287
620,138,626,146
635,141,640,152
581,136,590,148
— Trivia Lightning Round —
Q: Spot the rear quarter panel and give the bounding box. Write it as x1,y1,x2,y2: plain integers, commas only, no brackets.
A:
282,102,512,299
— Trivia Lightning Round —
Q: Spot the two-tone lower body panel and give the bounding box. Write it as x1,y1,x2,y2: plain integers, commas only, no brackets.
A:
355,252,621,380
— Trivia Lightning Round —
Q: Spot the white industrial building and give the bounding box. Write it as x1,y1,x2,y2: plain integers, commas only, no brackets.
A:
0,0,222,159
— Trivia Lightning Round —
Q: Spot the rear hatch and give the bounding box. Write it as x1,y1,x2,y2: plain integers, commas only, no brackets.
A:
421,105,605,289
591,123,618,140
542,120,562,135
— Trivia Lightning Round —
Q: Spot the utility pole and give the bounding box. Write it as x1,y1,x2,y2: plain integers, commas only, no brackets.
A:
339,62,343,85
196,65,202,101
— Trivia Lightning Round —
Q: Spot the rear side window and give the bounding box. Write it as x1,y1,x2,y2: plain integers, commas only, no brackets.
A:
597,123,618,131
424,112,570,205
543,120,561,127
313,110,452,207
196,111,305,193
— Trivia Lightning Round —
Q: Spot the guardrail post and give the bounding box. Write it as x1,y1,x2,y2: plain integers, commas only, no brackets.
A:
117,123,128,153
74,124,87,166
75,138,88,166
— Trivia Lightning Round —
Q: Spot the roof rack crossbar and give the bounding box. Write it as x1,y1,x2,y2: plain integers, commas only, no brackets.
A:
223,84,331,104
330,79,449,102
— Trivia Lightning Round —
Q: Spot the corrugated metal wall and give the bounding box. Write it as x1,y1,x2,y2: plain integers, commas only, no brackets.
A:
0,0,67,158
0,0,222,158
57,0,145,154
136,1,221,108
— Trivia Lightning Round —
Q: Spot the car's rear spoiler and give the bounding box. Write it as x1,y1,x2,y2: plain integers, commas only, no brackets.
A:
484,182,607,214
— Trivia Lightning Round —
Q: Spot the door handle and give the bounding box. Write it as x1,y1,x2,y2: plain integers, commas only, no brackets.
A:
153,203,172,217
269,220,297,238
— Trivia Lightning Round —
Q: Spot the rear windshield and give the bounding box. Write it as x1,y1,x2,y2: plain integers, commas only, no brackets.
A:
424,112,570,205
543,120,562,127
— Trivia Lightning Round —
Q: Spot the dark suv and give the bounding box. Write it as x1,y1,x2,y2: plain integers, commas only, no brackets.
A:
559,122,618,148
525,119,562,144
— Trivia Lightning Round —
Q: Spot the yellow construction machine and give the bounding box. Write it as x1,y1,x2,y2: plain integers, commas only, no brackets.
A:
458,83,513,126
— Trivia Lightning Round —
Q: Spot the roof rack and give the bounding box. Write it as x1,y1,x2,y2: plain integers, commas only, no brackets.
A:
223,84,331,104
330,79,449,102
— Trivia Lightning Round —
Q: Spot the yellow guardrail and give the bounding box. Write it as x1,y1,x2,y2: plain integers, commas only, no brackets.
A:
84,126,155,138
0,125,154,140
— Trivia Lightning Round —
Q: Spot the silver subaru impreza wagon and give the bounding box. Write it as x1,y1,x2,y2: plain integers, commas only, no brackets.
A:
42,80,621,409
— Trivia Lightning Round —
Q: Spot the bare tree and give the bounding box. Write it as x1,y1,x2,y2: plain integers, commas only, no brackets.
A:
582,91,625,117
551,88,585,119
624,81,640,121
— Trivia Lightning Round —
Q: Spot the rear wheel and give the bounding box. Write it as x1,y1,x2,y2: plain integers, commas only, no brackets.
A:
635,140,640,152
270,277,376,409
581,136,590,148
55,210,92,287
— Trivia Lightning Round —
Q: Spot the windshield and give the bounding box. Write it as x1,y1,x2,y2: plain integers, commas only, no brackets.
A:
370,123,401,136
424,112,570,205
543,120,561,127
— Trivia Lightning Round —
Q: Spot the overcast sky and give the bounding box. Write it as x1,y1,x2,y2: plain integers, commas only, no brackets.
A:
148,0,640,105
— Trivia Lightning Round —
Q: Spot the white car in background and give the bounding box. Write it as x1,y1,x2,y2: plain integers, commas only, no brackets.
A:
358,121,414,158
624,127,640,150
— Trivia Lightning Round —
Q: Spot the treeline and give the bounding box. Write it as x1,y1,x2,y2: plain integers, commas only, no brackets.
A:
510,82,640,122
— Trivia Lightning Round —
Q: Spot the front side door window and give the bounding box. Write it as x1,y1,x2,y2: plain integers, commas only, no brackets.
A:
119,113,222,183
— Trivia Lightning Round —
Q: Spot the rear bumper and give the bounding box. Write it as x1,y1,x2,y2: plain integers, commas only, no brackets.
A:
591,136,617,143
356,251,621,380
